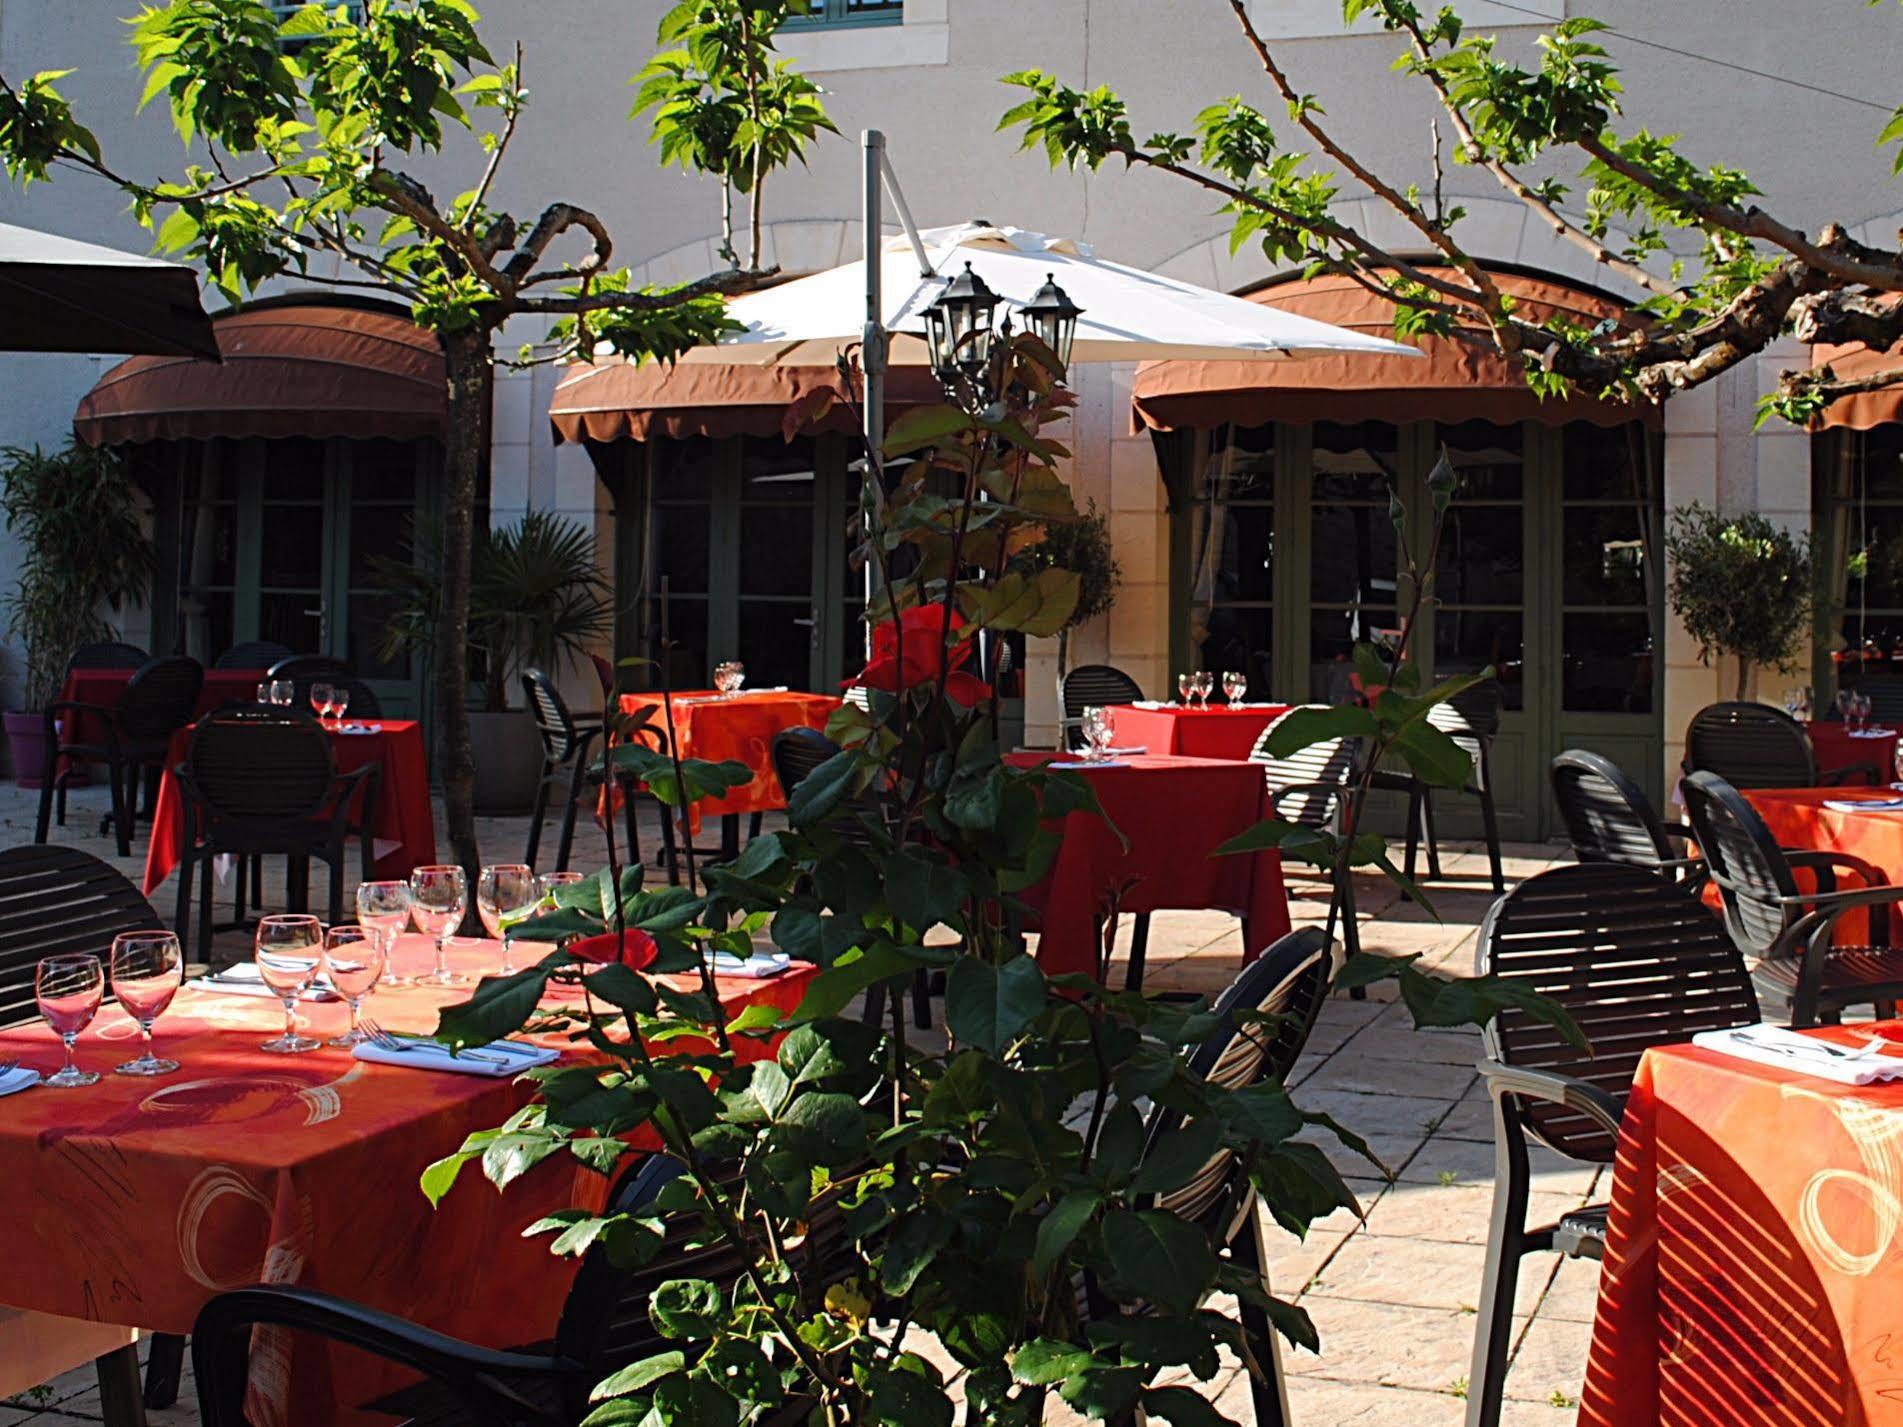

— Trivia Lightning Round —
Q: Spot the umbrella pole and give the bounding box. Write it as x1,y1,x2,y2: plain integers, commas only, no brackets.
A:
861,130,886,658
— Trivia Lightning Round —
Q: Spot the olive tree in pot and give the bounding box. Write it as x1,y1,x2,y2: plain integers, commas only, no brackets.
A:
1,443,153,786
1665,504,1813,702
376,509,611,812
1015,497,1121,721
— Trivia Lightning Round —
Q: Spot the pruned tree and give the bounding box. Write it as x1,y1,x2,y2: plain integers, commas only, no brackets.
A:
0,0,831,895
999,0,1903,425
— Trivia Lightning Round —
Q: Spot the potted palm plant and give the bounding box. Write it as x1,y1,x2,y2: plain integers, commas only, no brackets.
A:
375,509,612,812
2,443,154,785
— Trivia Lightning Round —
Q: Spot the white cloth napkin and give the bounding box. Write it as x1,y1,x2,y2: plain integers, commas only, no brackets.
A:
1104,745,1148,756
0,1066,43,1098
1049,759,1129,771
1693,1025,1903,1085
351,1037,558,1078
1849,728,1895,739
708,950,792,979
1131,700,1170,710
1824,797,1903,813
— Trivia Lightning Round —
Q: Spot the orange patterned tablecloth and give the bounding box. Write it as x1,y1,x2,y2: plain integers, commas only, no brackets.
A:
0,936,813,1427
1580,1031,1903,1426
619,689,842,832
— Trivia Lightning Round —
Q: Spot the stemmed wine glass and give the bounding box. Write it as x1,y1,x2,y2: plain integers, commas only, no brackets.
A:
478,864,540,975
410,865,470,986
310,682,334,727
331,685,351,726
109,931,182,1076
1785,688,1803,719
1222,671,1247,706
36,953,104,1088
357,880,414,987
1177,672,1194,707
1798,686,1814,720
1837,688,1856,726
321,924,385,1047
1080,706,1109,761
270,680,294,707
1193,671,1214,710
256,914,323,1054
1856,690,1875,733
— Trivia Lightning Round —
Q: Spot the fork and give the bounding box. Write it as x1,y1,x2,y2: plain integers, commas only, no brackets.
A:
359,1016,508,1067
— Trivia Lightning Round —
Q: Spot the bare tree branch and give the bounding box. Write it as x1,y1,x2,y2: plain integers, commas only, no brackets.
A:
368,166,508,290
505,201,613,285
516,264,777,314
465,40,523,233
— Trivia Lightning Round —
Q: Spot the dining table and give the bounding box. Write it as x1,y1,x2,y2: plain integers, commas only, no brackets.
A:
1104,702,1294,761
619,689,842,853
1005,752,1291,979
1805,718,1899,783
141,718,437,895
1578,1026,1903,1427
56,667,268,744
0,936,814,1427
1741,786,1903,944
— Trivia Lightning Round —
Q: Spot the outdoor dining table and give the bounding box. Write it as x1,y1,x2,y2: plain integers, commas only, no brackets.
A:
619,688,842,854
1005,751,1290,979
1739,786,1903,944
141,718,437,895
0,935,814,1427
1105,702,1293,761
1804,718,1900,782
55,666,267,745
1578,1026,1903,1427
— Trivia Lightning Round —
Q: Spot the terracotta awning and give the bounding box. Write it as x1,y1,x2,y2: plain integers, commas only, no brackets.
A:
549,359,944,444
73,300,445,446
1132,265,1659,432
1807,337,1903,431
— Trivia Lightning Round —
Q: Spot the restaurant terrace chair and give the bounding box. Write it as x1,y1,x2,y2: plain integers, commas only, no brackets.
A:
1083,925,1340,1427
1681,770,1903,1027
0,843,191,1411
522,669,659,878
1061,663,1144,751
1407,682,1507,895
35,654,205,855
265,653,352,684
173,705,377,960
213,640,293,671
1684,699,1878,789
1463,862,1760,1427
66,640,149,671
1549,749,1698,881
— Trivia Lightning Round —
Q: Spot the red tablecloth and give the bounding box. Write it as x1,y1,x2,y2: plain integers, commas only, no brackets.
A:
0,938,815,1427
619,689,842,833
1105,703,1293,761
143,719,437,895
1006,753,1290,978
56,667,266,745
1806,719,1899,781
1580,1030,1903,1426
1741,787,1903,944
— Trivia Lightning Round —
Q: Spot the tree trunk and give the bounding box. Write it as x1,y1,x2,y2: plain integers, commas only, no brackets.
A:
439,328,488,923
1734,656,1751,702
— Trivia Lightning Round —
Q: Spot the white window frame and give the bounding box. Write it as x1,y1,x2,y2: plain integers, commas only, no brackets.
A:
777,0,948,72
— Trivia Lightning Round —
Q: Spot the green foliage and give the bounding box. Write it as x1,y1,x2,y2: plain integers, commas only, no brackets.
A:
1,443,156,709
1664,503,1813,696
1010,498,1121,635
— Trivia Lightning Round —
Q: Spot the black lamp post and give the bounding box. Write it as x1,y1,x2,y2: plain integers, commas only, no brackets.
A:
921,263,1083,405
1021,271,1084,368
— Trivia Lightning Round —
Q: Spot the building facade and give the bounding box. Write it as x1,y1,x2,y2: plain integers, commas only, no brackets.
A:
2,0,1899,834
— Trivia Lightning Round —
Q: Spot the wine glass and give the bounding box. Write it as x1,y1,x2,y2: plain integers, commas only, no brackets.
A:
331,685,351,726
1799,686,1815,720
1177,672,1194,707
309,682,334,727
36,953,103,1088
728,661,745,695
109,931,182,1076
270,679,295,707
255,914,323,1054
1193,671,1214,710
1837,688,1856,725
256,681,272,704
356,880,414,988
539,869,587,913
478,864,540,975
1088,706,1116,761
1784,688,1802,718
410,865,470,986
1857,690,1874,732
321,924,385,1047
1080,706,1108,761
1223,671,1247,706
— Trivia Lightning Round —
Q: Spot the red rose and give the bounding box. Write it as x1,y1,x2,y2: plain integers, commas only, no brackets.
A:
848,603,992,707
568,929,658,969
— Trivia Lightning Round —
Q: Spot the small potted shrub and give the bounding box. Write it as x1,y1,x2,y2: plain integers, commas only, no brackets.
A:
1665,503,1812,701
1,443,154,785
1014,497,1121,710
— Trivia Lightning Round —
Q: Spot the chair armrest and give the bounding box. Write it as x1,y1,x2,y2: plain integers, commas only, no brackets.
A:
1266,779,1346,815
1821,762,1883,786
1476,1060,1626,1141
193,1284,578,1427
42,699,120,749
325,764,376,837
1784,847,1889,893
1786,882,1903,949
1660,825,1696,846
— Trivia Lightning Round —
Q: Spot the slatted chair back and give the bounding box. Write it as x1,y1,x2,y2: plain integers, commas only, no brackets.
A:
1248,706,1360,830
1858,679,1903,724
523,669,585,762
118,657,206,744
1679,770,1801,961
265,653,351,684
1140,927,1336,1236
0,845,164,1027
186,706,337,825
66,641,148,671
1061,664,1144,748
842,685,871,713
213,641,293,671
1426,680,1502,768
1683,700,1818,789
1550,750,1677,868
771,726,837,801
1477,862,1758,1162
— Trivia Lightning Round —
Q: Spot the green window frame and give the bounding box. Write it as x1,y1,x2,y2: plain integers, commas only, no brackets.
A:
784,0,904,28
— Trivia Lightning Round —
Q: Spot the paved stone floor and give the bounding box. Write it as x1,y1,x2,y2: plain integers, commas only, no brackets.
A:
0,780,1594,1426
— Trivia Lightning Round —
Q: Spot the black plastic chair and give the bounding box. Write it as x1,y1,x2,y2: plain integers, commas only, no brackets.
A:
1060,663,1144,751
0,844,191,1409
35,655,205,855
213,641,294,671
172,706,376,960
66,641,149,670
1085,926,1339,1427
265,653,352,683
522,669,665,878
1463,862,1759,1427
1684,700,1877,788
1550,749,1696,875
1681,770,1903,1026
1407,683,1506,894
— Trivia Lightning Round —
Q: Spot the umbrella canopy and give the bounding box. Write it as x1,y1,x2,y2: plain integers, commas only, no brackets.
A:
0,221,218,359
682,221,1420,367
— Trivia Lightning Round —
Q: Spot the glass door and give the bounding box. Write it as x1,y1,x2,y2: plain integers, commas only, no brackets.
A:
735,439,821,692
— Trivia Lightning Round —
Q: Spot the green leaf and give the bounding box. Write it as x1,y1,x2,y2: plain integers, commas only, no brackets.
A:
1130,1116,1222,1196
786,748,859,826
1059,1366,1144,1419
1031,1191,1100,1277
590,1350,685,1401
866,1362,953,1427
584,962,659,1017
648,1278,725,1340
1264,705,1377,758
1141,1386,1236,1427
883,403,976,457
943,954,1047,1054
1392,719,1472,788
645,1375,739,1427
794,942,922,1019
886,846,967,933
1217,1081,1303,1146
434,960,557,1049
1099,1209,1219,1314
1010,1338,1095,1386
419,1148,478,1206
881,1209,954,1294
779,1088,867,1166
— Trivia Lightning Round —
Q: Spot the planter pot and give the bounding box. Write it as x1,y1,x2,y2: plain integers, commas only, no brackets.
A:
4,711,47,788
469,708,544,815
